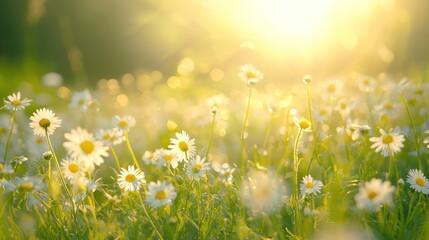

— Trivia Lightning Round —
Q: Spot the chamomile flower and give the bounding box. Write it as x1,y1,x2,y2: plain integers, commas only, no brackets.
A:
2,92,32,111
407,169,429,194
112,115,136,132
212,162,235,184
168,130,196,162
95,128,124,147
61,157,85,181
0,162,14,174
155,148,179,169
238,64,263,86
187,155,210,180
70,89,92,112
241,170,287,213
300,175,323,196
63,127,109,171
117,165,145,191
355,178,395,211
146,180,177,208
29,108,62,136
142,150,156,165
348,122,371,141
294,116,312,132
357,75,377,92
369,127,405,157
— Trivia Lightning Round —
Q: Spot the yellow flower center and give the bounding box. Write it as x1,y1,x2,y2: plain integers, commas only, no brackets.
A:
119,121,128,128
78,99,85,105
223,171,230,177
246,71,256,79
20,182,35,191
80,140,95,154
340,103,347,109
363,79,370,85
179,141,188,151
299,120,311,130
319,109,327,116
155,190,167,200
192,163,202,173
164,155,173,162
39,118,51,128
384,104,393,110
68,163,79,173
36,137,44,144
0,163,4,171
305,182,315,188
327,84,336,93
125,174,136,183
415,177,425,187
367,191,377,199
103,134,111,140
382,134,394,144
11,100,21,106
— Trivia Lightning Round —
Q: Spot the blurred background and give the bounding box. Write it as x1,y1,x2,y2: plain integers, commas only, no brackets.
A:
1,0,429,93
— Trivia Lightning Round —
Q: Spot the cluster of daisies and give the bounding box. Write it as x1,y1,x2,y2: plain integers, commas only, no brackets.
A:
1,65,429,218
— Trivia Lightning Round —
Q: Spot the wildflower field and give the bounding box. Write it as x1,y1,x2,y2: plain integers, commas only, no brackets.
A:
2,69,429,239
2,0,429,239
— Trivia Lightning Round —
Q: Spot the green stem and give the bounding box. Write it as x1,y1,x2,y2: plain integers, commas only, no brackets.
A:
110,146,121,171
293,128,303,235
400,93,422,169
138,193,164,240
261,111,275,167
240,87,253,176
205,113,216,159
4,110,16,161
45,129,78,228
124,131,140,169
306,83,321,168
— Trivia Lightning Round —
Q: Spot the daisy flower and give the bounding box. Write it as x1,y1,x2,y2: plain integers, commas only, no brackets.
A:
168,130,196,162
355,178,395,211
357,75,377,92
0,162,14,174
146,180,177,208
186,155,210,180
294,116,312,132
155,148,179,169
112,115,136,132
2,92,32,111
61,157,85,181
238,64,263,86
95,128,125,147
369,127,405,157
348,122,371,141
407,169,429,194
63,127,109,171
117,165,146,191
142,150,157,165
29,108,62,136
300,175,323,196
69,89,92,112
241,170,287,213
212,162,235,184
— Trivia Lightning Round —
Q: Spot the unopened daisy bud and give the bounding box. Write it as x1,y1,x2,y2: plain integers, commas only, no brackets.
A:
303,74,312,84
210,106,218,115
43,151,52,161
397,178,404,186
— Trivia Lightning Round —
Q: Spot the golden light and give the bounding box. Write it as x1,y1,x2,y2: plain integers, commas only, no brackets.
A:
241,0,336,40
205,0,377,49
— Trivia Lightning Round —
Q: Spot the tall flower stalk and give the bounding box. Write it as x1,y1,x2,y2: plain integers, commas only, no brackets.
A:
238,64,263,175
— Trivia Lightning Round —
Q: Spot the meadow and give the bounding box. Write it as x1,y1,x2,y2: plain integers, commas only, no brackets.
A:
0,66,429,240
